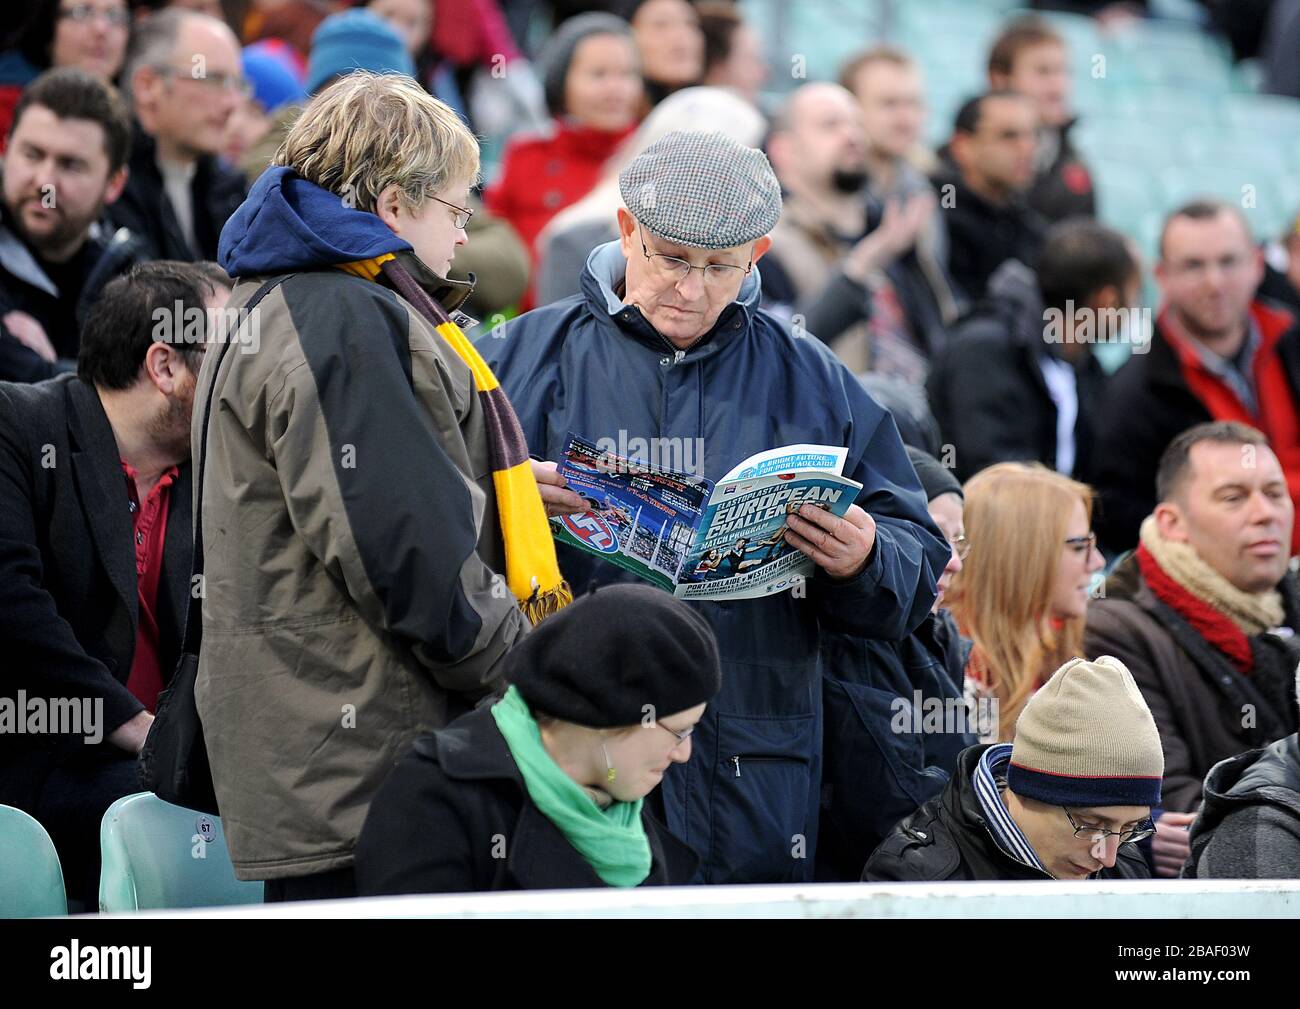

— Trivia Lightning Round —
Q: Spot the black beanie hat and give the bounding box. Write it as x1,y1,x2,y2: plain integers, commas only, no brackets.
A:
505,584,722,728
539,12,635,118
906,446,963,504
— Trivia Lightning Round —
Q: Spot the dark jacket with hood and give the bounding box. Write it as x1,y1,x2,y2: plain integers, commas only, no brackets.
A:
479,242,950,884
1184,733,1300,879
819,607,975,881
926,259,1107,481
199,166,527,880
107,122,248,262
864,744,1152,881
355,705,699,894
931,166,1047,304
0,211,144,383
1085,553,1300,812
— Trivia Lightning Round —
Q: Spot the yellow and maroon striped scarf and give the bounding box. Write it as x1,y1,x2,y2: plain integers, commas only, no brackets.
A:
339,253,571,625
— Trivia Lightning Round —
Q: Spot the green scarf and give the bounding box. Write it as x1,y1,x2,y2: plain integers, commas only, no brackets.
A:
490,686,652,887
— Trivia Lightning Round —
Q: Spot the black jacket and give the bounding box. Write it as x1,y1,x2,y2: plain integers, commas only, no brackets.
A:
863,744,1152,881
106,122,247,262
0,212,144,383
1085,553,1300,813
931,169,1047,303
1091,303,1300,554
927,259,1107,481
355,705,701,895
0,374,192,811
1257,258,1300,316
818,609,975,881
1026,118,1096,224
1184,733,1300,879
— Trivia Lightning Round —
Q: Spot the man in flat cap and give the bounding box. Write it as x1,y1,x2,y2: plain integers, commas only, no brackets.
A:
479,129,949,884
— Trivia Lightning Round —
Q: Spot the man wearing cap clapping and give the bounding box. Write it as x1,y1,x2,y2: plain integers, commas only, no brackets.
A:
479,129,950,884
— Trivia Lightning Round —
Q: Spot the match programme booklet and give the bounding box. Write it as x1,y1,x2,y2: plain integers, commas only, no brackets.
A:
550,433,862,600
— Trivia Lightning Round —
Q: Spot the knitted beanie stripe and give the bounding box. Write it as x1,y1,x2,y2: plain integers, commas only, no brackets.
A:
1007,763,1162,807
1007,655,1164,808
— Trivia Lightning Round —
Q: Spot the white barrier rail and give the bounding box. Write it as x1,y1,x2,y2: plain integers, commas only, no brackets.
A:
101,879,1300,919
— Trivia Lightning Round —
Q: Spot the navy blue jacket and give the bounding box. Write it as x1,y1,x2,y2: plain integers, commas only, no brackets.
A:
819,609,975,881
479,242,949,883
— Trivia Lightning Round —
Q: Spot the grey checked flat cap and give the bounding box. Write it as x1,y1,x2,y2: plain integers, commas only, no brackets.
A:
618,129,782,249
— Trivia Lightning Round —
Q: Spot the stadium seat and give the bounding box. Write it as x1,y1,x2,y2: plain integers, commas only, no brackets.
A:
1156,164,1283,239
1227,93,1300,135
1007,7,1101,56
743,0,884,85
1107,19,1233,91
0,804,67,918
99,793,262,912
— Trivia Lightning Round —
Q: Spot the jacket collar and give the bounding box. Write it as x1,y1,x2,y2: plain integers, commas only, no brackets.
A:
944,746,1050,878
0,225,57,298
777,190,867,247
129,118,215,186
389,249,475,314
64,377,137,622
1148,301,1299,394
159,463,193,641
578,240,759,361
985,259,1050,351
0,207,122,300
941,171,1030,222
426,705,699,887
1204,732,1300,813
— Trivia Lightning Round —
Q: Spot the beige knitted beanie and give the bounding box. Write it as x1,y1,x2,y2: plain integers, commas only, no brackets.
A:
1008,656,1164,807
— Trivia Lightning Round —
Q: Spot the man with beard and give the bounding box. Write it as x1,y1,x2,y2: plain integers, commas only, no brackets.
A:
763,82,937,380
0,260,228,910
0,67,143,383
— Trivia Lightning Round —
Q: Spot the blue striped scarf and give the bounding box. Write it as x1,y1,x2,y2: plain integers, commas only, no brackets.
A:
972,743,1048,874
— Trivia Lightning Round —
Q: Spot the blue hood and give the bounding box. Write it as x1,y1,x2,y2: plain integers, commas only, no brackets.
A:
218,166,411,277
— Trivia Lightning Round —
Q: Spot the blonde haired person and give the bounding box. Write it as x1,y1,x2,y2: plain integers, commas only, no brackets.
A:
198,71,566,901
946,462,1105,742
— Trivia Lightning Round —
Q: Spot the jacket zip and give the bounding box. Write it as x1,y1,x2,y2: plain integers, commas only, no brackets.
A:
656,332,698,364
730,753,809,777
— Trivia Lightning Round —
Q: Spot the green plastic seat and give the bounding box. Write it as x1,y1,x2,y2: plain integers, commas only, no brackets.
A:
1090,160,1161,231
99,793,262,911
742,0,884,82
1156,163,1281,240
1007,8,1101,56
0,805,67,918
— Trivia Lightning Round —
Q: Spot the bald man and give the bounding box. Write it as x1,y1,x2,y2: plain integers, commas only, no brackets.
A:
108,7,248,260
762,81,942,379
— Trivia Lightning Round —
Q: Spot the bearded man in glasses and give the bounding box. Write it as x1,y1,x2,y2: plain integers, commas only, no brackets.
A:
107,7,248,261
480,128,950,885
